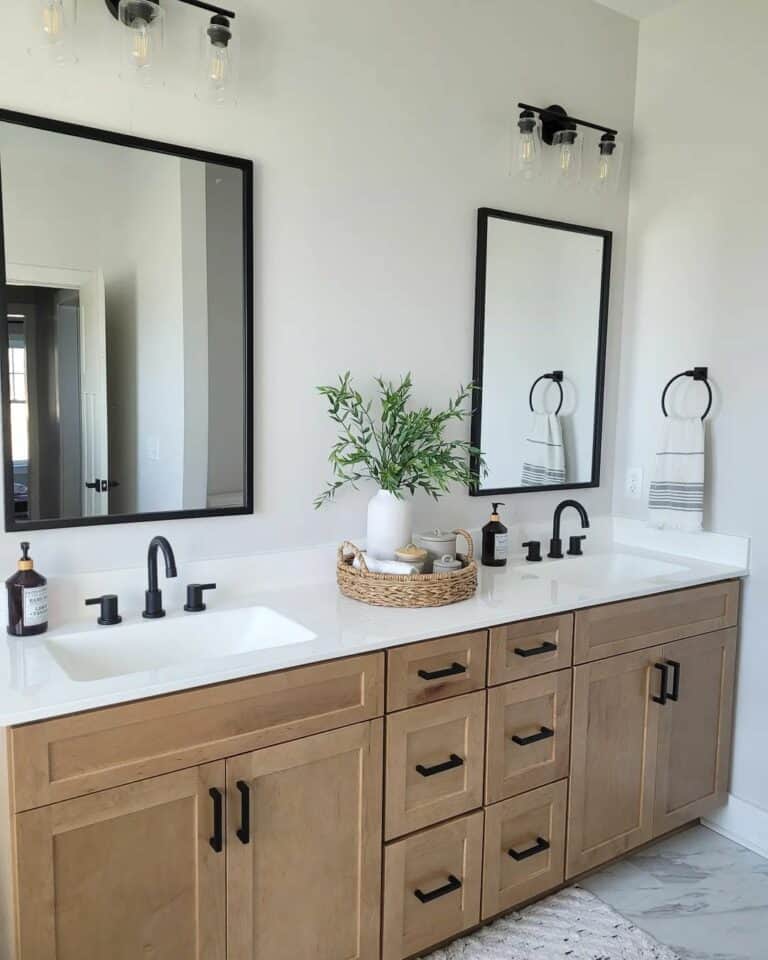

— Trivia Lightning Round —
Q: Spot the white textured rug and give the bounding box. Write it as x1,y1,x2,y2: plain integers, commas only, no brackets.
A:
425,887,679,960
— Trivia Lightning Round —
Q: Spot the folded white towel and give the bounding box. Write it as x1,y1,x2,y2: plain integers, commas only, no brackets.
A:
353,554,419,575
521,413,566,486
648,416,705,532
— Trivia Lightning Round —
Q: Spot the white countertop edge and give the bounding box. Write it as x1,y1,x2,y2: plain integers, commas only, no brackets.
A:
0,542,748,726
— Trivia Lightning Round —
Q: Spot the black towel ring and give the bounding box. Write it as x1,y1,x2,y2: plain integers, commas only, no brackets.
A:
661,367,712,421
529,371,564,415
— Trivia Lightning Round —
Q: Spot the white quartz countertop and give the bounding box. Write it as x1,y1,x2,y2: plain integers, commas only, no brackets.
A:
0,522,749,726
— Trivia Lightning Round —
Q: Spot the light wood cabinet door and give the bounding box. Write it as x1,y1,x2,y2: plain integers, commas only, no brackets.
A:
382,811,483,960
482,780,567,920
654,629,737,835
15,762,226,960
488,615,573,685
385,692,486,839
226,720,383,960
485,670,571,804
567,648,663,878
387,631,487,711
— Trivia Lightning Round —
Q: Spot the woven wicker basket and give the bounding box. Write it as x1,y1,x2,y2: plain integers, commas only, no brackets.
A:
337,529,478,608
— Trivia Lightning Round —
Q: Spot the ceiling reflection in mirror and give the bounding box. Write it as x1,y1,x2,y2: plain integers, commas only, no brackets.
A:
0,115,252,529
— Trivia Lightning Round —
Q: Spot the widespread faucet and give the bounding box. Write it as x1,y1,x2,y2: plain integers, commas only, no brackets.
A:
548,499,590,559
143,536,178,619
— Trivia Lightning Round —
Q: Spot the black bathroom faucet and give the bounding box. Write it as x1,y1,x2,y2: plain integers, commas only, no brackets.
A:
143,536,178,619
548,499,590,559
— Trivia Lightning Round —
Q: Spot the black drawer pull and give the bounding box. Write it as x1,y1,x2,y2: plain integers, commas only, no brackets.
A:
209,787,223,853
667,659,681,701
509,837,550,861
653,662,669,704
414,874,462,903
511,726,554,746
514,641,557,658
416,754,464,777
418,662,467,681
236,780,250,845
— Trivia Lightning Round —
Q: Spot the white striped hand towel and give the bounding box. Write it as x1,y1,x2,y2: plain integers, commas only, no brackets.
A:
521,413,566,486
648,416,705,531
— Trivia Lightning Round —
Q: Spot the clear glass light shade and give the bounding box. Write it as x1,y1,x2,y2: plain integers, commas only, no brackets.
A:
593,136,624,195
196,16,237,105
118,0,164,84
551,127,582,185
512,112,542,180
31,0,78,63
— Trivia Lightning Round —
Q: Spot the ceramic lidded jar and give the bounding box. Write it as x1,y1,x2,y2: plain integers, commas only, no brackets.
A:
414,529,458,573
394,543,428,573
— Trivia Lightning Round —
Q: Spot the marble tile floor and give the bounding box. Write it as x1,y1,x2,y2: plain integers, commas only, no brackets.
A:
580,824,768,960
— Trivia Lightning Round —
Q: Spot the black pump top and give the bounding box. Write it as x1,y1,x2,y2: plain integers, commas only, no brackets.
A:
20,542,30,560
491,502,505,514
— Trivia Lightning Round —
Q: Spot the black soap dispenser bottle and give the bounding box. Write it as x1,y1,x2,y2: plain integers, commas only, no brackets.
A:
6,542,48,637
482,503,508,567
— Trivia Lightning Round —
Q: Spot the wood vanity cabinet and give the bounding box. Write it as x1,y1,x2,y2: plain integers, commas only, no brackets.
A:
0,581,741,960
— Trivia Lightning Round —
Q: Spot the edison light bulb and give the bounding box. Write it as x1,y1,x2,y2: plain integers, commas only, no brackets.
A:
42,0,64,39
199,15,235,103
514,109,541,180
596,133,618,191
131,19,151,65
208,44,230,84
552,127,581,184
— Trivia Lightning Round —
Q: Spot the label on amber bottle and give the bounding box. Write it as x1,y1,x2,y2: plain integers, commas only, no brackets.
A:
23,585,48,626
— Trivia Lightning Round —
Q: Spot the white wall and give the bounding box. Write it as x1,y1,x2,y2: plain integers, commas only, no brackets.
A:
0,0,638,575
613,0,768,826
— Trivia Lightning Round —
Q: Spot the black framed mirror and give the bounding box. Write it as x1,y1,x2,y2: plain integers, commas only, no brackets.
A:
470,208,611,496
0,109,253,531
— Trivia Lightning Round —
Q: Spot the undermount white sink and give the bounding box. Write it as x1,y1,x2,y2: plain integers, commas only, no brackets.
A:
45,606,316,682
532,552,689,588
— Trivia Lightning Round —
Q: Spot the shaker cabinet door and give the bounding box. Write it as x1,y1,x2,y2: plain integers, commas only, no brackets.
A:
567,648,663,878
226,720,383,960
15,762,226,960
654,629,737,834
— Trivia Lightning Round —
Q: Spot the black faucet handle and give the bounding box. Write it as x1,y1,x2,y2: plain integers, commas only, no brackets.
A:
521,541,542,562
567,535,587,557
184,583,217,613
85,594,122,626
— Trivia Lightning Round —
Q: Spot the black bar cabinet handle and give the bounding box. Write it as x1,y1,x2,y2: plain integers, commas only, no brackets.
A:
509,837,551,861
667,659,681,702
416,754,464,778
653,662,669,705
236,780,250,845
417,662,467,681
514,641,557,658
511,726,554,746
209,787,223,853
414,874,462,903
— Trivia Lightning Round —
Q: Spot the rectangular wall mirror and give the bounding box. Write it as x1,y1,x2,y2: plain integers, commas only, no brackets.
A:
0,110,253,530
471,208,611,496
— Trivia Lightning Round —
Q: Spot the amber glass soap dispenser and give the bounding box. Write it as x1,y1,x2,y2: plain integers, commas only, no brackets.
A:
6,542,48,636
482,502,508,567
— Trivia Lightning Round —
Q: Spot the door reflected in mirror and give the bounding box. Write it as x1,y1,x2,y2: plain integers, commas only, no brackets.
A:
0,112,253,530
471,209,610,495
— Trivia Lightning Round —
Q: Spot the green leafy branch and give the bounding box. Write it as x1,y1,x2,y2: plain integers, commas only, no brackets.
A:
314,372,486,508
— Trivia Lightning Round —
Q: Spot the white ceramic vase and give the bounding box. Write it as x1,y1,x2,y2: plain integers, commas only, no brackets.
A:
366,489,412,560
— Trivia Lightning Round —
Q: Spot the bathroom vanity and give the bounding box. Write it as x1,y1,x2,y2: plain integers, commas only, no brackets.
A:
0,572,741,960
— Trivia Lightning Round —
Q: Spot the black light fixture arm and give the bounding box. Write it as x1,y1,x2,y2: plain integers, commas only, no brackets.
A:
518,102,618,139
105,0,236,20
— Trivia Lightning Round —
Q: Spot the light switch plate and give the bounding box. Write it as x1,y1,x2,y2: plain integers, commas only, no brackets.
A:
626,467,643,500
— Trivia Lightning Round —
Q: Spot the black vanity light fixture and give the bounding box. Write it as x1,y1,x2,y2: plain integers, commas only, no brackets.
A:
514,102,622,192
105,0,237,98
34,0,237,101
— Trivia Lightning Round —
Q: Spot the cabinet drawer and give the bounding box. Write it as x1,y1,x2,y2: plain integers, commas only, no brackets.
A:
489,615,573,685
385,691,485,840
10,652,385,811
574,580,740,664
482,780,567,920
485,671,571,804
382,811,483,960
387,631,487,711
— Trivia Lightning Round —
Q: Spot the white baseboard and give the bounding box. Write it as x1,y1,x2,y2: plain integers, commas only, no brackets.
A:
703,793,768,861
